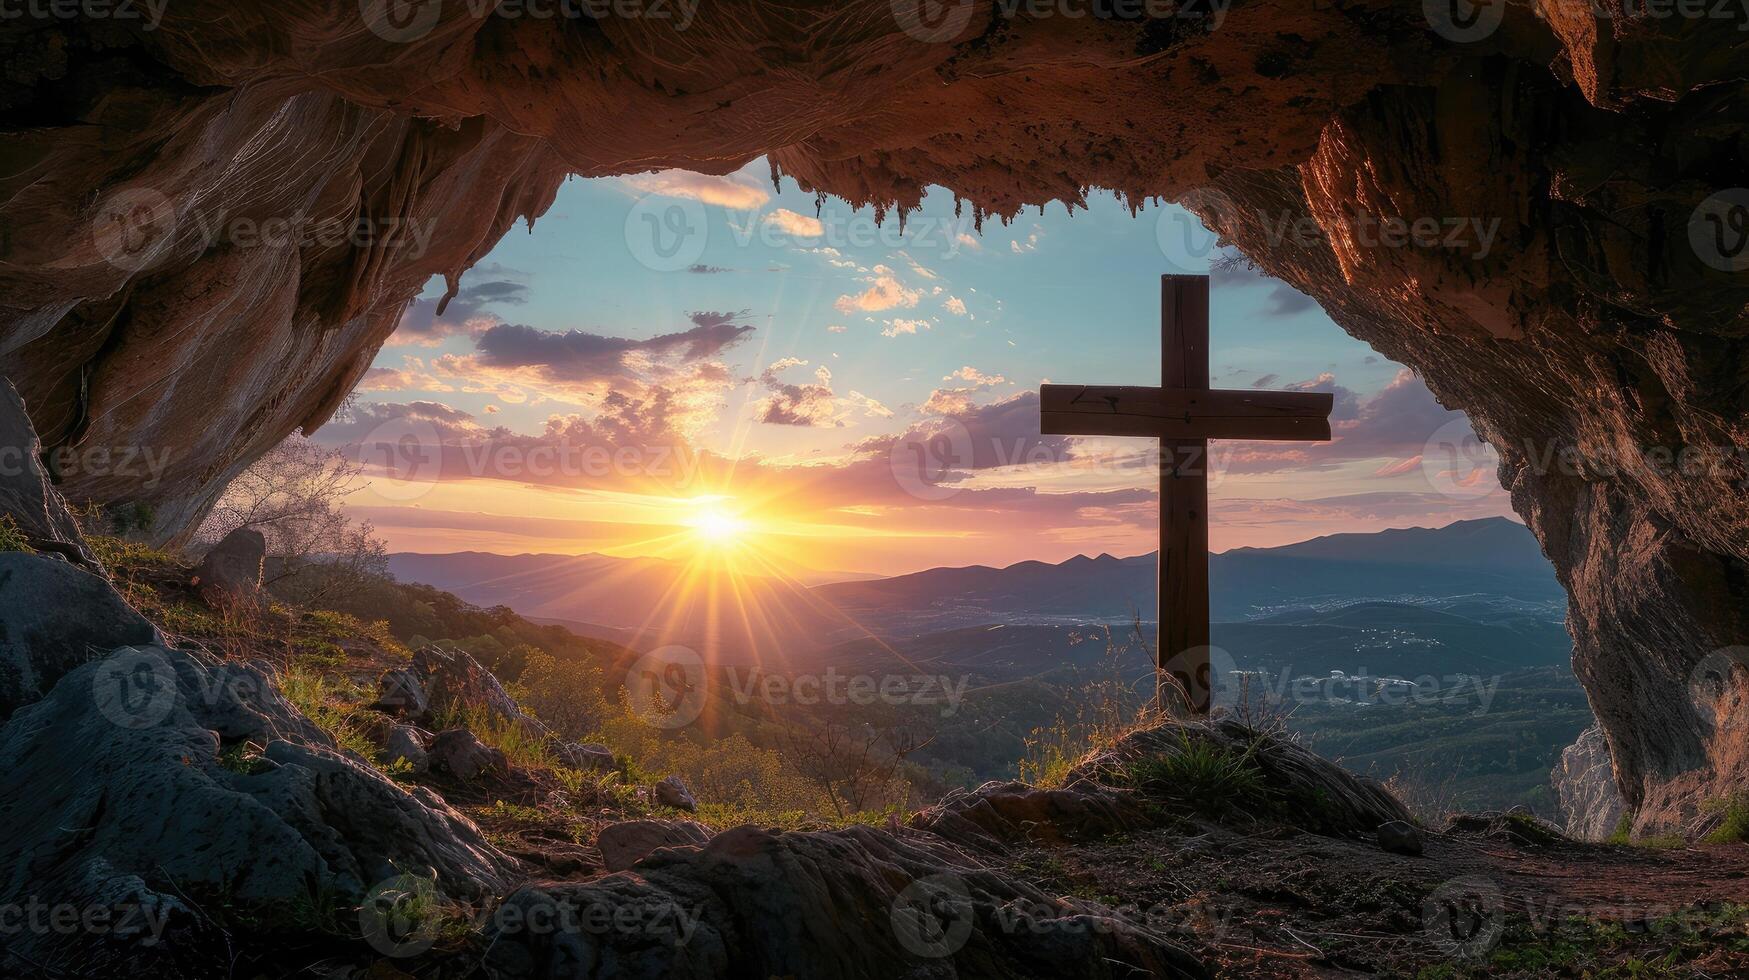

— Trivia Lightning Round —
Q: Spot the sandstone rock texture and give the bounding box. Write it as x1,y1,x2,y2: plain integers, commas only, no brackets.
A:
1553,723,1627,840
2,2,1746,830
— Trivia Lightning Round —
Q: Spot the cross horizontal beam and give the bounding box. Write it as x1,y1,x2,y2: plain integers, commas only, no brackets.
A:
1039,384,1334,441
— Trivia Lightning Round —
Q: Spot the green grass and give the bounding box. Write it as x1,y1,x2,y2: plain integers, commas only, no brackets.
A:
436,705,560,772
278,662,378,760
1123,731,1273,819
0,514,33,553
1702,795,1749,844
217,742,273,775
1606,812,1633,845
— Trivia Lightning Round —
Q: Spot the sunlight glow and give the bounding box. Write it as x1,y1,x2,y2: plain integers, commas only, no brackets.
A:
686,498,749,547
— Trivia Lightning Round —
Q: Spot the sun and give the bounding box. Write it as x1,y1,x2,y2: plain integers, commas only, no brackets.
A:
686,499,749,547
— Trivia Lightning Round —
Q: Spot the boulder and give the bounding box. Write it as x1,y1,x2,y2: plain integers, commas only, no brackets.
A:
370,667,430,718
191,526,266,609
654,774,697,812
912,779,1149,852
484,825,1207,980
0,645,519,970
0,552,161,722
1376,820,1425,856
384,724,431,774
411,646,524,725
1068,719,1414,837
1552,724,1627,841
1444,808,1569,847
596,819,712,872
428,727,509,781
0,381,97,567
553,740,615,772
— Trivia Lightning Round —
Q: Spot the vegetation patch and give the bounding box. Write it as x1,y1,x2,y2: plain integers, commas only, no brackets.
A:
1123,731,1275,820
0,514,33,553
1702,795,1749,844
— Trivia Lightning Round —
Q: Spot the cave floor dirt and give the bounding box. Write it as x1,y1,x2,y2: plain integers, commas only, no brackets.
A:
1018,822,1749,978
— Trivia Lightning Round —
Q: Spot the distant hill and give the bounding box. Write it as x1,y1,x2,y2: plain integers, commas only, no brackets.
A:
386,551,875,666
809,599,1571,685
390,517,1568,670
815,517,1566,631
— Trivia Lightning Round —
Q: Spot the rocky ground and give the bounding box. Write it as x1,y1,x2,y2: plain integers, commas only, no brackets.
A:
3,536,1745,978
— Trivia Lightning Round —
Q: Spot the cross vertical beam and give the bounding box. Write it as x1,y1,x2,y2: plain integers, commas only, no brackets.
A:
1160,275,1211,714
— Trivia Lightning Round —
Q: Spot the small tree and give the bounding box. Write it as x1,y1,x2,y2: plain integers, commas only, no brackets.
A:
197,432,387,602
776,711,934,820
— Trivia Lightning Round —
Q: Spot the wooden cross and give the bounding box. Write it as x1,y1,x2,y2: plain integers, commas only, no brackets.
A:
1039,275,1334,714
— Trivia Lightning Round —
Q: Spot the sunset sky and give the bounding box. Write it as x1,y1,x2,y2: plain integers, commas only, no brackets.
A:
321,159,1514,577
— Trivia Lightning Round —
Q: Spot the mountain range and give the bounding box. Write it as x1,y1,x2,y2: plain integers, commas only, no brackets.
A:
389,517,1571,680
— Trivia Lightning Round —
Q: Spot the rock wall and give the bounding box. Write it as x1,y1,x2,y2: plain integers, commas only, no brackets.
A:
2,2,1745,830
1553,724,1626,840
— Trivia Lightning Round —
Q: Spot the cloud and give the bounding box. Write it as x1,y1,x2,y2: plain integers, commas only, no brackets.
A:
360,356,455,393
764,208,824,237
845,391,893,419
754,359,842,427
316,399,495,444
1211,369,1477,477
895,249,939,280
687,264,731,274
1251,373,1280,388
390,270,529,346
473,314,755,382
1263,283,1318,316
943,295,968,316
943,366,1005,387
955,233,981,251
1010,224,1043,253
1209,249,1320,317
855,389,1074,474
835,269,923,314
1372,455,1422,477
827,324,848,334
620,170,770,210
882,318,931,338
